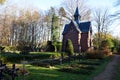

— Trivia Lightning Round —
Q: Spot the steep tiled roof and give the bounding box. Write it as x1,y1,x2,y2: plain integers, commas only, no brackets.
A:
79,21,91,32
62,6,91,35
72,21,80,32
62,21,91,35
62,24,69,35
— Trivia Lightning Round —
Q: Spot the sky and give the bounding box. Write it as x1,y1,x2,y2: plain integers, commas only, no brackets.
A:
8,0,115,10
29,0,118,36
4,0,120,36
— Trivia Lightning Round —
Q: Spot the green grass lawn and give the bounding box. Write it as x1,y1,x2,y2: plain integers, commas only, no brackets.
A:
17,65,89,80
15,56,112,80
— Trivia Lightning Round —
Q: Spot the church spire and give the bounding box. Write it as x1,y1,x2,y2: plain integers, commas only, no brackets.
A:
74,0,81,21
74,7,81,21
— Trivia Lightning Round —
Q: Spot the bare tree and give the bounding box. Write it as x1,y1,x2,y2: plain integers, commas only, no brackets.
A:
0,0,6,4
58,7,66,41
62,0,90,21
0,6,13,46
111,0,120,23
92,8,113,48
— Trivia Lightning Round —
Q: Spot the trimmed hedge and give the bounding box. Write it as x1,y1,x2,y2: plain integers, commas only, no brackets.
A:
0,52,61,63
58,67,92,75
58,59,104,75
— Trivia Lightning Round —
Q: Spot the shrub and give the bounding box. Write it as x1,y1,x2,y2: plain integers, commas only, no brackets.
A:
70,64,96,70
80,66,96,70
0,52,59,63
4,46,17,52
18,68,30,76
17,45,30,55
45,41,56,52
78,61,101,65
0,46,5,52
50,53,61,59
65,39,74,56
58,67,91,75
102,49,112,56
100,39,114,50
54,42,62,52
31,62,50,68
0,52,24,63
86,50,106,59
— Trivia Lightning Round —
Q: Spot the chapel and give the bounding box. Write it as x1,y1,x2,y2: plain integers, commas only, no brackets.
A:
62,7,92,52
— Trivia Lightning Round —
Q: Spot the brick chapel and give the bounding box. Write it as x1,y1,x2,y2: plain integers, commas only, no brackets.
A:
62,7,92,52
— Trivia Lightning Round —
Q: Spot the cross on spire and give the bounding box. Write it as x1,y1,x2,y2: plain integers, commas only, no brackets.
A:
74,0,81,22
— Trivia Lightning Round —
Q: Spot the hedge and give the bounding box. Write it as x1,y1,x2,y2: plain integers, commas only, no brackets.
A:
0,52,61,63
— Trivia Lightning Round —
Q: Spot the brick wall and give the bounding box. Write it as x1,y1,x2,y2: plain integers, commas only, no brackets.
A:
62,25,80,52
62,23,92,53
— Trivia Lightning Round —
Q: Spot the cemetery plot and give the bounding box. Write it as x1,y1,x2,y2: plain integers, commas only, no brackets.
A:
58,59,103,75
0,60,19,80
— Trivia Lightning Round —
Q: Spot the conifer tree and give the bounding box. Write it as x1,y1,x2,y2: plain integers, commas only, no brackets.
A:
65,39,74,56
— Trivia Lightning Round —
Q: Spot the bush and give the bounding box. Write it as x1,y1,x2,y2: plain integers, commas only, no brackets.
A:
70,64,96,70
86,50,106,59
4,46,17,52
0,52,60,63
50,53,61,59
102,49,112,56
65,39,74,56
58,67,91,75
54,42,62,52
0,52,24,63
45,41,56,52
17,46,30,55
78,61,101,65
31,62,50,68
100,39,114,50
18,68,30,76
0,46,5,52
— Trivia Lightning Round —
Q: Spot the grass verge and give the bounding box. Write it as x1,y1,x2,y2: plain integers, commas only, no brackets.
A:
14,56,113,80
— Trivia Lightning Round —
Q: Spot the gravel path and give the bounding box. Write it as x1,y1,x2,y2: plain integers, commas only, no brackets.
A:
93,55,120,80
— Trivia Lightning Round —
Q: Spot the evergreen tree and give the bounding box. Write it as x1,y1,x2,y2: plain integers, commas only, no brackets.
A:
65,39,74,56
65,39,74,63
48,7,60,43
51,14,59,43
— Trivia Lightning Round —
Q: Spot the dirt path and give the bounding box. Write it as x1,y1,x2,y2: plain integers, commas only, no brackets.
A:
93,55,120,80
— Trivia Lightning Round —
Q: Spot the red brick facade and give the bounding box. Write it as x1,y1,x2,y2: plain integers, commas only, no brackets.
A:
62,21,92,52
62,23,80,52
62,7,92,53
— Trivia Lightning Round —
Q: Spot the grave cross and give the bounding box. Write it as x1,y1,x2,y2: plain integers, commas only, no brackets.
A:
10,64,19,80
0,60,6,80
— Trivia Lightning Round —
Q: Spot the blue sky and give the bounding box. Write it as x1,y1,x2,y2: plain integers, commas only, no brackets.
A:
6,0,119,36
9,0,63,10
31,0,63,10
31,0,116,35
9,0,115,10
